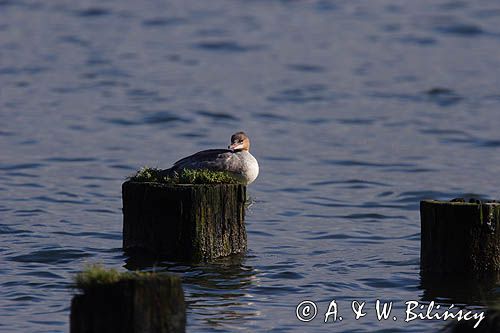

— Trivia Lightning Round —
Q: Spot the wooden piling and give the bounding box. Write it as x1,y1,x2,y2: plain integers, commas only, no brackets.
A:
122,181,247,261
420,199,500,274
70,269,185,333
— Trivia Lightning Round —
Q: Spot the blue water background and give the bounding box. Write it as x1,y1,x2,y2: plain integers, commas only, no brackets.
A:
1,1,500,332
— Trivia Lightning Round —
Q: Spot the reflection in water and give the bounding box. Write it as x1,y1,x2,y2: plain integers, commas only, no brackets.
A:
420,272,500,331
419,271,500,306
124,252,260,328
444,308,500,332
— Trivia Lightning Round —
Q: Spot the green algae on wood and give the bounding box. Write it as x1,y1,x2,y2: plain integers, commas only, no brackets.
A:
420,199,500,274
122,180,247,261
71,265,186,333
130,167,242,185
74,264,155,290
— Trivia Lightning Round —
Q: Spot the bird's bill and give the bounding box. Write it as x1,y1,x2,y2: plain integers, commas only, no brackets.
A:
229,143,244,150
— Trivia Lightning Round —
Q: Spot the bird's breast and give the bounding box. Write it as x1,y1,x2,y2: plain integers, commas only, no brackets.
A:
237,152,259,184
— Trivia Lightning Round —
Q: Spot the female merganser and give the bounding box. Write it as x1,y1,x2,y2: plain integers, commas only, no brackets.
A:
162,132,259,184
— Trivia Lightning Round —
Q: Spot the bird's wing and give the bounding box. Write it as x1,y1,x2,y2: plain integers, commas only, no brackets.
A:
171,149,234,171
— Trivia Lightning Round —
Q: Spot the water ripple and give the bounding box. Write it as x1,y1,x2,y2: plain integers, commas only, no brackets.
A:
268,84,330,103
143,111,188,124
0,66,48,76
286,63,326,73
142,17,187,27
0,163,44,171
396,190,456,204
0,225,32,235
44,157,96,163
194,41,264,52
58,35,90,47
10,248,91,264
310,179,389,187
435,23,484,36
424,87,463,106
32,195,89,205
75,8,111,18
322,159,413,168
337,213,407,220
399,35,437,46
2,1,500,332
195,110,237,122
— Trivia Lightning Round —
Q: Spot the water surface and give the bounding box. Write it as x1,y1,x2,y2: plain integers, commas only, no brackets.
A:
1,0,500,332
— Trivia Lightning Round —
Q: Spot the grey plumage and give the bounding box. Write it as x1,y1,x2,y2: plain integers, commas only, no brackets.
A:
160,132,259,184
162,149,235,175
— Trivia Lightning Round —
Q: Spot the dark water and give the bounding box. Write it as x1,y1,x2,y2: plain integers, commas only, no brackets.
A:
1,0,500,332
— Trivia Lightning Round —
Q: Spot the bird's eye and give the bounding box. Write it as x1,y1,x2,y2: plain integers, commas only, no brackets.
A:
239,140,243,143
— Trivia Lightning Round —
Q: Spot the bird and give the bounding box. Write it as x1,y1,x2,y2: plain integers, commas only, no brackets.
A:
161,131,259,184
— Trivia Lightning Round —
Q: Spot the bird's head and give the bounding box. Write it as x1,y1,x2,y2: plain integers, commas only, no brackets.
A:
228,131,250,152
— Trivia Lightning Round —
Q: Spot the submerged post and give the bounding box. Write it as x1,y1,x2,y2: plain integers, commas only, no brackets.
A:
122,176,247,261
70,266,185,333
420,199,500,274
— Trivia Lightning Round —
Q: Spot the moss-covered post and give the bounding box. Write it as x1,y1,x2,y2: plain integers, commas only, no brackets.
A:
70,266,185,333
420,199,500,274
122,180,247,261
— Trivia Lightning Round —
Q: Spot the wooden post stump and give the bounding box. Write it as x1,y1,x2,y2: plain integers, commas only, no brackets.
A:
420,199,500,274
70,272,185,333
122,181,247,261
